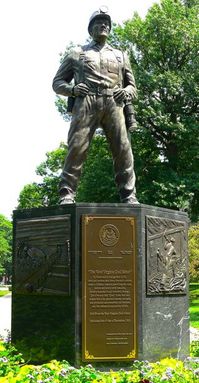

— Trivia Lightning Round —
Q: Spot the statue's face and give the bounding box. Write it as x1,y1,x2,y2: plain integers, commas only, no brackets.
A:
91,17,110,42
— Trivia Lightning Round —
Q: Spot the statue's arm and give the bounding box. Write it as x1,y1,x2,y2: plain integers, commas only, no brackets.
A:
123,52,137,100
52,53,74,97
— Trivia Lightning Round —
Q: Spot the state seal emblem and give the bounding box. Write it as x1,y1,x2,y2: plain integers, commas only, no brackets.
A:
99,224,120,247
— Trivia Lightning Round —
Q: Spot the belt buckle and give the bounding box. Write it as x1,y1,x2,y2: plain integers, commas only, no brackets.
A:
96,87,112,96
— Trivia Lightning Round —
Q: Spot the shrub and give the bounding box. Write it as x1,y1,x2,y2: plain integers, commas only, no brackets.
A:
190,341,199,357
0,340,199,383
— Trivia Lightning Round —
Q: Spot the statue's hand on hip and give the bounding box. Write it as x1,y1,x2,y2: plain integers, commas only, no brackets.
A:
73,83,89,96
113,88,128,103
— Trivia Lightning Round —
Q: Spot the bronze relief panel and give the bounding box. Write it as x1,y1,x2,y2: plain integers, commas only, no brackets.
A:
14,215,71,295
146,216,187,295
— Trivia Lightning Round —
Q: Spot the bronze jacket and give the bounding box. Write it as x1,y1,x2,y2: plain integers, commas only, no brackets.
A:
52,41,137,99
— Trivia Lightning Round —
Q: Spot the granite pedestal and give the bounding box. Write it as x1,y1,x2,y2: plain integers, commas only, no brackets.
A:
12,204,189,365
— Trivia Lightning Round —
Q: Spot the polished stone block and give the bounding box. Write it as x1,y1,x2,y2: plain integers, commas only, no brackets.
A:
12,206,76,364
12,203,189,365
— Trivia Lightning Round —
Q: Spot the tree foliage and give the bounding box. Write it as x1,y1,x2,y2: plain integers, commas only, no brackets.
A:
18,137,119,208
111,0,199,220
76,136,119,203
188,223,199,282
0,214,12,280
18,144,67,208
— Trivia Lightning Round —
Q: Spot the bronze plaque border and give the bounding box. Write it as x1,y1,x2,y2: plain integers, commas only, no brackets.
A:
82,215,137,362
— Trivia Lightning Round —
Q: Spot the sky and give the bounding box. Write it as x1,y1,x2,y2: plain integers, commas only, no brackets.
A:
0,0,158,220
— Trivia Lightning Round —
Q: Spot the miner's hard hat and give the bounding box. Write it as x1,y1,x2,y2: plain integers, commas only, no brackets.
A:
88,6,111,35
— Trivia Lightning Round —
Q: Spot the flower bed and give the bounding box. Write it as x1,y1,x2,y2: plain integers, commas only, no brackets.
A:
0,341,199,383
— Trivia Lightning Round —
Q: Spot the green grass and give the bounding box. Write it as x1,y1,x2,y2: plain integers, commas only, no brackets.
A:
190,282,199,290
0,290,10,297
189,284,199,328
190,299,199,328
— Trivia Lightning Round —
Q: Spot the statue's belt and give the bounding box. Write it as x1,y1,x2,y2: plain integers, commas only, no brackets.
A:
86,88,114,96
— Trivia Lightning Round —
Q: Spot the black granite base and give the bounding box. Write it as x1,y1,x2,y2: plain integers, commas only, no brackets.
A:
12,203,190,366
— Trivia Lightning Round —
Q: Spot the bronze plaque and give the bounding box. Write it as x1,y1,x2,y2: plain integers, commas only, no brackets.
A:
82,216,137,361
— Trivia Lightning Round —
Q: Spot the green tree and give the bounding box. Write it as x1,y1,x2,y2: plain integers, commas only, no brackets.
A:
0,214,12,282
18,144,67,208
188,223,199,282
76,135,119,203
18,137,119,208
111,0,199,220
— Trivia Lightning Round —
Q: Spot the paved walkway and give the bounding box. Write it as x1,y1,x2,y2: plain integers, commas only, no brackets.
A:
190,326,199,342
0,293,11,339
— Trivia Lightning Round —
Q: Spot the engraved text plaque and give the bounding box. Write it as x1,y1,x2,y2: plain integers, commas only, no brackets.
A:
82,216,137,361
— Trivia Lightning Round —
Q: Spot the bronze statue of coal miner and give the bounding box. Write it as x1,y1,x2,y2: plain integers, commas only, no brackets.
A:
52,6,139,205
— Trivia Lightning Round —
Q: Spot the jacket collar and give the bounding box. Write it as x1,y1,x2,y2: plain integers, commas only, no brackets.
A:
88,40,113,50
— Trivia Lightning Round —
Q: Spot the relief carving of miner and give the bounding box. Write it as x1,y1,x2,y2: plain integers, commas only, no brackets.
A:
52,6,139,205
